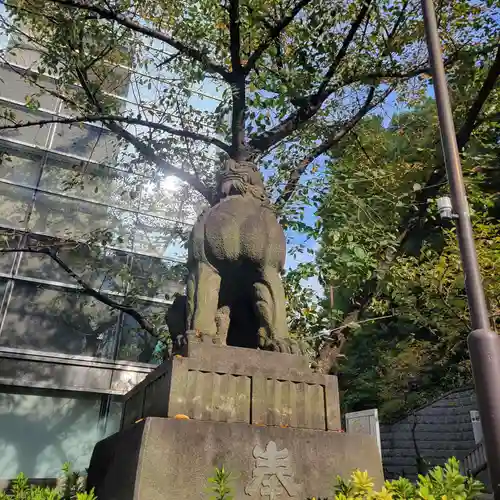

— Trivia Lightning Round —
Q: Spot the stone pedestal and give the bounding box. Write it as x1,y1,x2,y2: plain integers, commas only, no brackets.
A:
120,338,341,432
87,341,383,499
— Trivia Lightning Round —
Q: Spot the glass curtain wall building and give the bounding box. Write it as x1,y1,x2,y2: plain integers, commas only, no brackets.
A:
0,16,221,480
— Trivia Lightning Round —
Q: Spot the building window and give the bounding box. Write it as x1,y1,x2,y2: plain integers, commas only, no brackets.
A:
129,254,187,300
0,282,120,358
0,147,43,187
0,388,121,479
116,301,165,364
17,236,129,293
0,134,192,364
38,157,141,211
0,182,33,231
50,123,120,164
0,23,216,366
139,176,206,224
0,66,59,112
134,215,188,260
29,191,137,249
0,104,52,148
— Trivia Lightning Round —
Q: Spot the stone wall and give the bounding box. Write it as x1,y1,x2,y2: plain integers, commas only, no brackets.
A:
380,387,477,480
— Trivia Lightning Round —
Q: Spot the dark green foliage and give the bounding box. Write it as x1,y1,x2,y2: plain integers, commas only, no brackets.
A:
314,82,500,419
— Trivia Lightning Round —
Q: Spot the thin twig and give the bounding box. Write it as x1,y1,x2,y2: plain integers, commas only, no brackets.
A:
0,114,231,153
244,0,315,73
40,0,232,80
311,314,395,339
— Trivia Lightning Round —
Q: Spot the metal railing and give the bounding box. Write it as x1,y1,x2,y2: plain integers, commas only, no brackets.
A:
461,441,487,477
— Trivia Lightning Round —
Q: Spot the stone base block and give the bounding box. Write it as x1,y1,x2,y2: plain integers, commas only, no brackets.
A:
121,342,341,433
87,417,383,500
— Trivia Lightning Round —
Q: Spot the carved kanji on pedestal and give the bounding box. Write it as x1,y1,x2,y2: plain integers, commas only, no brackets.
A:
245,441,301,499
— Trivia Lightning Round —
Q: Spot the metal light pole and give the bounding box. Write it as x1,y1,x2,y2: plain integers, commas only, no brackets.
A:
421,0,500,495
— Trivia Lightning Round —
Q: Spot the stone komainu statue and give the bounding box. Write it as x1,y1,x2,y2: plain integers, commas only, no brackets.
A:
168,158,304,354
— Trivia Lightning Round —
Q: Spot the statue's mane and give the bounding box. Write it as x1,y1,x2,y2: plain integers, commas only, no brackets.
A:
217,159,272,208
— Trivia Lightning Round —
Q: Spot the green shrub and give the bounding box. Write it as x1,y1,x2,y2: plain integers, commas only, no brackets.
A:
0,464,95,500
326,457,485,499
206,467,233,500
207,457,485,499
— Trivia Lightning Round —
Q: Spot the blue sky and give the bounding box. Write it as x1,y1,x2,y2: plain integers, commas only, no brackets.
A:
283,90,407,296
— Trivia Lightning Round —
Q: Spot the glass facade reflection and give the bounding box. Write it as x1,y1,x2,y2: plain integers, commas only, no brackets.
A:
0,388,121,479
0,12,222,480
0,30,220,365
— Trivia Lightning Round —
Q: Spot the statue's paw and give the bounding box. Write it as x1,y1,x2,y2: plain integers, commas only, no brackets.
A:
172,330,223,356
171,332,188,356
287,338,309,355
195,330,222,345
262,337,309,356
272,339,291,354
176,333,188,347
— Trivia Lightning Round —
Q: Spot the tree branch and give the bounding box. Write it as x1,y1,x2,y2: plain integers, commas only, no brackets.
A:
350,43,496,84
1,38,216,202
250,21,492,155
43,0,232,80
276,86,392,206
0,114,231,153
456,45,500,146
316,0,373,98
229,0,242,72
12,46,217,201
249,0,373,153
107,119,215,203
0,246,157,336
173,97,203,179
244,0,315,73
477,111,500,124
70,64,215,202
228,0,246,158
277,0,408,205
